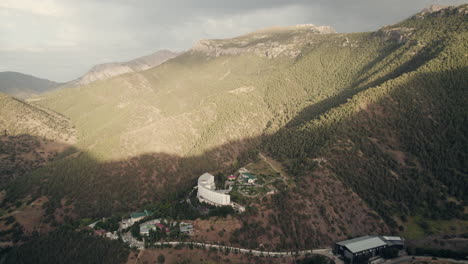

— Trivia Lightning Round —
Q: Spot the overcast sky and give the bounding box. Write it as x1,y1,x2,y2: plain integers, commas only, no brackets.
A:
0,0,466,82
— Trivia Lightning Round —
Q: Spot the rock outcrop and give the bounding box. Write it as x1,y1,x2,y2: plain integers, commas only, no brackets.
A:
421,4,449,14
191,24,336,59
376,27,415,44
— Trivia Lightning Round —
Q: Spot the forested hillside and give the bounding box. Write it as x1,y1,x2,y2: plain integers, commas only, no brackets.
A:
3,229,129,264
256,6,468,248
1,4,467,252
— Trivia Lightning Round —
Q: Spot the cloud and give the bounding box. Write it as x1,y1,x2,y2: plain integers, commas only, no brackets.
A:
1,0,467,82
0,0,66,16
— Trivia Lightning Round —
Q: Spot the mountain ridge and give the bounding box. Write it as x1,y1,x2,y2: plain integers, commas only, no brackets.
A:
0,71,61,99
74,49,181,86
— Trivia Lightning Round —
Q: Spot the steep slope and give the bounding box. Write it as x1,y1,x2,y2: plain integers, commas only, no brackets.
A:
3,5,467,250
0,72,61,99
0,93,76,186
75,50,181,85
263,4,468,242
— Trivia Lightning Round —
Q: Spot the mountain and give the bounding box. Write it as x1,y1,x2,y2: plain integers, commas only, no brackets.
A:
0,72,61,99
1,4,467,255
75,50,181,86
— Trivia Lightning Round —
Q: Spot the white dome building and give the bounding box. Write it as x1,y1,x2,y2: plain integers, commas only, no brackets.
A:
197,173,230,206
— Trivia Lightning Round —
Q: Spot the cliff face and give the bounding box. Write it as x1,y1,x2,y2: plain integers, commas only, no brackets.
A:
191,24,336,58
77,50,180,85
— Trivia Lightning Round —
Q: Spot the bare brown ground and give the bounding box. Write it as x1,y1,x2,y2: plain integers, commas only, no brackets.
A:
188,216,242,245
13,196,52,234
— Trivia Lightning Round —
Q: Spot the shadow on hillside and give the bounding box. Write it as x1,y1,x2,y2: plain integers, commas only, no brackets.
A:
0,67,466,253
3,66,466,217
2,134,262,218
0,134,79,188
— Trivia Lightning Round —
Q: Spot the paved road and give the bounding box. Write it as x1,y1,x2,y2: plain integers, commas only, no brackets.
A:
142,241,341,261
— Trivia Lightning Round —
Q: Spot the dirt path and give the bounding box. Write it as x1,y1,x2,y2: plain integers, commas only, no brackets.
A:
259,152,290,184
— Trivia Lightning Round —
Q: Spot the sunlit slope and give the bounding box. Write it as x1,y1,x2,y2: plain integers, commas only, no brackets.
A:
0,93,75,143
36,28,396,161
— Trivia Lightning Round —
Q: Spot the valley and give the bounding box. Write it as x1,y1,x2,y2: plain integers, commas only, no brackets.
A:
0,3,467,264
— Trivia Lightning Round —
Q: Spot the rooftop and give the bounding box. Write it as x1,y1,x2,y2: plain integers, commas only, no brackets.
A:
140,224,157,233
199,172,214,182
337,236,387,253
382,236,403,241
131,210,153,219
241,172,256,179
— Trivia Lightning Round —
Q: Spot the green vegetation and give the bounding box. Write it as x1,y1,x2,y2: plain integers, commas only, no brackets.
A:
408,247,468,259
403,216,468,239
295,255,332,264
264,6,468,226
382,247,399,259
4,229,129,264
94,216,120,232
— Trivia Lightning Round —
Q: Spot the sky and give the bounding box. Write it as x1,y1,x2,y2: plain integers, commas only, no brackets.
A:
0,0,466,82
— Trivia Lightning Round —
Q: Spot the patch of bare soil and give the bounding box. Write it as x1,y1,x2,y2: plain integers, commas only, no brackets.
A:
189,216,242,245
13,196,52,234
128,247,295,264
53,198,77,224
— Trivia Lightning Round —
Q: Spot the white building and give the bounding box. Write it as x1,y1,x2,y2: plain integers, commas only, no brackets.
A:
197,173,231,206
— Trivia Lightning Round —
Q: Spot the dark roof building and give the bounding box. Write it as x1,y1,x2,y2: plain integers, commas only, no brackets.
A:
334,235,405,263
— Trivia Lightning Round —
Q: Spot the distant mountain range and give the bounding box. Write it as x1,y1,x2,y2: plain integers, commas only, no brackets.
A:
74,49,181,85
0,71,62,99
0,50,181,99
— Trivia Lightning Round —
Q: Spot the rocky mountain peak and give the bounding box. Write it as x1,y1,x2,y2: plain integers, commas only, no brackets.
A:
191,24,336,59
421,4,449,14
76,50,181,86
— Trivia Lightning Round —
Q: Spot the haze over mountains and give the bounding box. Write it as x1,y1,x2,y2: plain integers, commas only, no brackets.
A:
0,3,467,264
0,50,181,99
0,72,61,99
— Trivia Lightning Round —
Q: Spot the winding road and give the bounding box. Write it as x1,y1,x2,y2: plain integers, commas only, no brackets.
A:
133,240,343,263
